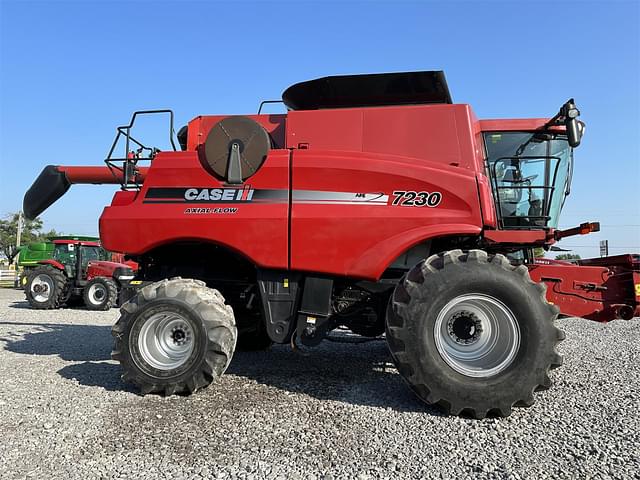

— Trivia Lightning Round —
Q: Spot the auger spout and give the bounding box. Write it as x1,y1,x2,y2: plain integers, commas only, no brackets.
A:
23,165,148,219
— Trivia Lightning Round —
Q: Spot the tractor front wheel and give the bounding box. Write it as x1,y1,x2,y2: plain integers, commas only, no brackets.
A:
25,265,67,309
84,277,118,310
111,278,237,395
386,249,564,419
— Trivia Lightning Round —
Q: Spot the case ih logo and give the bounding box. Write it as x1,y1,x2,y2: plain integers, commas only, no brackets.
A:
184,186,254,202
143,185,261,204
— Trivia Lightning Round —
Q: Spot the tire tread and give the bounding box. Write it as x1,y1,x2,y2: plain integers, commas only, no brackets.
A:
84,277,118,311
111,277,237,396
386,249,564,419
25,266,67,310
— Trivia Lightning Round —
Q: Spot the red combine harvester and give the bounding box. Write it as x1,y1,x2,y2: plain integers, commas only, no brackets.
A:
24,238,136,310
23,71,639,418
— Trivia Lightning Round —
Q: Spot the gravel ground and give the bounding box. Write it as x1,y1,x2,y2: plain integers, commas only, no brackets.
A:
0,288,638,480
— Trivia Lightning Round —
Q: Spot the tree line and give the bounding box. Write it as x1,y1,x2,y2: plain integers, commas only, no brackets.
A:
0,212,61,262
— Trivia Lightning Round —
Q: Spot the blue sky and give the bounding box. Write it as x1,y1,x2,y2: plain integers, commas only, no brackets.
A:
1,0,639,258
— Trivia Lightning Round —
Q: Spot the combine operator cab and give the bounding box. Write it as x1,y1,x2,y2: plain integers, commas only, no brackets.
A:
485,100,581,230
487,131,573,229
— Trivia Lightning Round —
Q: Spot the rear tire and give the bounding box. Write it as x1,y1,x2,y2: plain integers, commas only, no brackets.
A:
84,277,118,311
111,278,237,395
25,265,67,309
386,249,564,419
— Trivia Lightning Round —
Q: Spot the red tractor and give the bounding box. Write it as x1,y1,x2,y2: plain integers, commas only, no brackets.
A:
25,238,136,310
23,71,639,418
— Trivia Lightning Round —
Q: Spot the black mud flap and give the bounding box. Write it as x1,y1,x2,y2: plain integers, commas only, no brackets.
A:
295,277,334,347
257,270,302,344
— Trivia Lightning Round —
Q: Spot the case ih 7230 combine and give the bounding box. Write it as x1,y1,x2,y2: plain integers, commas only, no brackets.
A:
24,72,639,418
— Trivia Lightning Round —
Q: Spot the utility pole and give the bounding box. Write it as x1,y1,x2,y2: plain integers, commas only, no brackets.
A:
599,239,608,257
16,211,24,251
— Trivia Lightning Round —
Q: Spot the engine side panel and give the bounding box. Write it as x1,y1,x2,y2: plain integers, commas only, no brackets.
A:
290,150,483,279
100,150,290,270
286,104,483,172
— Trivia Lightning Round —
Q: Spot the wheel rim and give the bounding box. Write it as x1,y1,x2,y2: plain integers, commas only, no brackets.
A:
30,274,54,303
433,294,520,378
88,283,107,305
138,312,195,371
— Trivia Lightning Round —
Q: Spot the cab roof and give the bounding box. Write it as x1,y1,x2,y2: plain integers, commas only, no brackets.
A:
52,239,101,247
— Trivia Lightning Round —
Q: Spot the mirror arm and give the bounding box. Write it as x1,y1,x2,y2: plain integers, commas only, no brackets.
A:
542,99,582,148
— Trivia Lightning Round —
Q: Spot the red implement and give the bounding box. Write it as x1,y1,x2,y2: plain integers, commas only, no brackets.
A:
529,254,640,322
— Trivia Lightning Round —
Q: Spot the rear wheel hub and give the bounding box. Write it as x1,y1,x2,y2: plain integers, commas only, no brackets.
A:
87,283,107,304
434,293,521,378
171,327,188,345
138,313,195,370
30,274,53,302
448,312,483,345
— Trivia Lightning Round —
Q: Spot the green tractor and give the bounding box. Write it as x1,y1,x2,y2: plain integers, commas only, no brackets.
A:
15,236,99,288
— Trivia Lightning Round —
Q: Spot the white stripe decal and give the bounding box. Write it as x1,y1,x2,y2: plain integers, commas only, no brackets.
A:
294,201,387,205
292,190,389,205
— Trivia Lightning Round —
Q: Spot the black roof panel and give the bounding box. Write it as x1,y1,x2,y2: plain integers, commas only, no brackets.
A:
282,71,452,111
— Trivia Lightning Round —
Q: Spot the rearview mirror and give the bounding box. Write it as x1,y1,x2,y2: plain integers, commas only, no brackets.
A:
563,99,581,148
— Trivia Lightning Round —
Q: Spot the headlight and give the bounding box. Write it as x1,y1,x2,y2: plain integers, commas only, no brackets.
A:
113,266,135,281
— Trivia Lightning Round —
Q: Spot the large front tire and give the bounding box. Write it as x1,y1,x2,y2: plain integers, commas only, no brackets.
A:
111,278,237,395
386,249,564,419
24,265,68,309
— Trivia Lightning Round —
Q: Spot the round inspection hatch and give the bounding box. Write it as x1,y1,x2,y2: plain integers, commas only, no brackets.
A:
203,116,271,181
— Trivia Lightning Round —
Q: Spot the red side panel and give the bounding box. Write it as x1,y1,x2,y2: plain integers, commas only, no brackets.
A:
286,104,480,171
100,150,290,269
290,150,483,280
